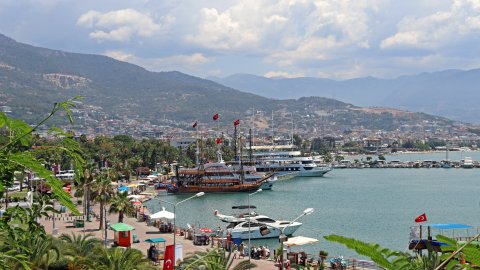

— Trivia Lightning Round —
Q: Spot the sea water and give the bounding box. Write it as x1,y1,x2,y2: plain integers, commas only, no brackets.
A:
144,163,480,258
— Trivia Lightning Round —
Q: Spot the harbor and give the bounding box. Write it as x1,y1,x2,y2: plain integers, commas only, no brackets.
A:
145,167,480,261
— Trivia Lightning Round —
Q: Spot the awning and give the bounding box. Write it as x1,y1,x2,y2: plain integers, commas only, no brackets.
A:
145,237,167,243
110,223,135,232
430,224,472,229
284,236,319,247
118,186,129,191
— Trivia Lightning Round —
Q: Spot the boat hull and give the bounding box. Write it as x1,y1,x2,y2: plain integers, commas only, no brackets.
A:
169,184,261,194
298,167,332,177
228,223,301,240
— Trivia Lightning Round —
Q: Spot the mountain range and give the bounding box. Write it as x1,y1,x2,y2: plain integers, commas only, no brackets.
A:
210,70,480,123
0,33,455,133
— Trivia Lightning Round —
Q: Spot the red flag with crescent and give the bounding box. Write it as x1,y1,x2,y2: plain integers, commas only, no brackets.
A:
163,244,175,270
213,113,219,121
415,213,427,223
233,119,240,126
216,138,222,144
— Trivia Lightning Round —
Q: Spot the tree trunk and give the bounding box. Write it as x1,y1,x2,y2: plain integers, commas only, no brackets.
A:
99,201,104,230
119,211,123,223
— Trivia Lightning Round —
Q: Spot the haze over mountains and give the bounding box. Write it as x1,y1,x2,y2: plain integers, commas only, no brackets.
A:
0,33,456,133
210,70,480,123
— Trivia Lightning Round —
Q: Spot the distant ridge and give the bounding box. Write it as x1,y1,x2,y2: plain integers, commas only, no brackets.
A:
210,69,480,123
0,33,455,131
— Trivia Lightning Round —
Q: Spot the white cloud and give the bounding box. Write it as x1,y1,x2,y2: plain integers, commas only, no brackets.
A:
381,0,480,50
264,71,305,78
104,50,135,62
77,9,174,42
186,0,379,73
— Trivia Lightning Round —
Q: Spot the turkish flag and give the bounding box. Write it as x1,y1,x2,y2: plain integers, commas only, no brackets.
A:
192,121,197,128
216,138,222,144
233,119,240,126
415,213,427,223
213,113,219,121
163,244,175,270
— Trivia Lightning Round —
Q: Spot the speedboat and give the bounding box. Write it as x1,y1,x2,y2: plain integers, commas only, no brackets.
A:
214,207,302,239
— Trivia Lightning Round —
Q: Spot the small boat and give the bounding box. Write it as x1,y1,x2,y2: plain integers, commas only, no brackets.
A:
409,223,473,252
214,207,302,239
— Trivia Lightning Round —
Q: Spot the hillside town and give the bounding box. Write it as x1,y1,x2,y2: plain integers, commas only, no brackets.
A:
15,101,479,156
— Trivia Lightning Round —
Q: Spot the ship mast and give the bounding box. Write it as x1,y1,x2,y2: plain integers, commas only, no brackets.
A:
249,128,253,164
195,120,199,166
239,136,244,183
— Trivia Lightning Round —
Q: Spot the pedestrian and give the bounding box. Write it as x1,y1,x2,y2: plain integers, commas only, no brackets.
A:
233,243,238,259
239,243,245,258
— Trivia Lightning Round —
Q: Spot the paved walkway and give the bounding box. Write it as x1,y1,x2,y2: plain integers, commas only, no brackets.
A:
39,199,277,269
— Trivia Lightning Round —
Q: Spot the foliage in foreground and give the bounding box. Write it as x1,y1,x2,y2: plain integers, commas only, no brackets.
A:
1,98,84,213
180,248,257,270
324,234,480,270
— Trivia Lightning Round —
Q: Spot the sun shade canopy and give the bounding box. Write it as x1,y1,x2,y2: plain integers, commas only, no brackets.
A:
430,224,472,229
145,237,166,243
110,223,135,231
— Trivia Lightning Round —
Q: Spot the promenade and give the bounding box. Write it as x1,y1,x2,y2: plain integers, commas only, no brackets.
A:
39,196,278,269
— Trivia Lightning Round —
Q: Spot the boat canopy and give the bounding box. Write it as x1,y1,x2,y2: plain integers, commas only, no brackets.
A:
232,205,257,209
429,224,472,229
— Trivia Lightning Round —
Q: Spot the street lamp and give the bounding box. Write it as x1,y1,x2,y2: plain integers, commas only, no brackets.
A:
247,189,262,262
279,208,314,270
157,192,205,267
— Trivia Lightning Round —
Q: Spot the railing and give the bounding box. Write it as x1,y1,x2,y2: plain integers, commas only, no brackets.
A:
288,254,384,270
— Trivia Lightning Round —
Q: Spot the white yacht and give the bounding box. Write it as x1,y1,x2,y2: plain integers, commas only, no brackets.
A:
462,157,474,168
214,207,302,239
250,145,332,178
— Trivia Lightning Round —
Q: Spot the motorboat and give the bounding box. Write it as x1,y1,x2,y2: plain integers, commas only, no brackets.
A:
214,207,302,239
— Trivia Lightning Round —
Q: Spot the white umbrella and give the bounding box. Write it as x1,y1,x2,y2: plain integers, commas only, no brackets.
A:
150,207,175,220
284,236,319,247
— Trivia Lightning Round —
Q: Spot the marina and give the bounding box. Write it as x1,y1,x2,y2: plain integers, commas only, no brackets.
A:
145,166,480,259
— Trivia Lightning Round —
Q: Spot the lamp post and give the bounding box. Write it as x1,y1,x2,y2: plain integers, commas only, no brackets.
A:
247,189,262,262
157,192,205,268
279,208,314,270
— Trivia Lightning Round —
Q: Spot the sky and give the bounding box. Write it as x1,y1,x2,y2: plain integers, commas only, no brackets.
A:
1,0,480,79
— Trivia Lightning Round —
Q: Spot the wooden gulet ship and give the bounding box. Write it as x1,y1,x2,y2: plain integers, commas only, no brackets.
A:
168,121,273,194
168,162,272,194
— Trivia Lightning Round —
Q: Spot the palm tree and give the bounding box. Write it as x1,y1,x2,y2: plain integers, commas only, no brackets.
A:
109,191,135,223
180,248,257,270
59,232,102,269
325,234,413,269
75,160,96,216
94,247,155,270
26,234,61,270
91,174,114,230
324,234,444,270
